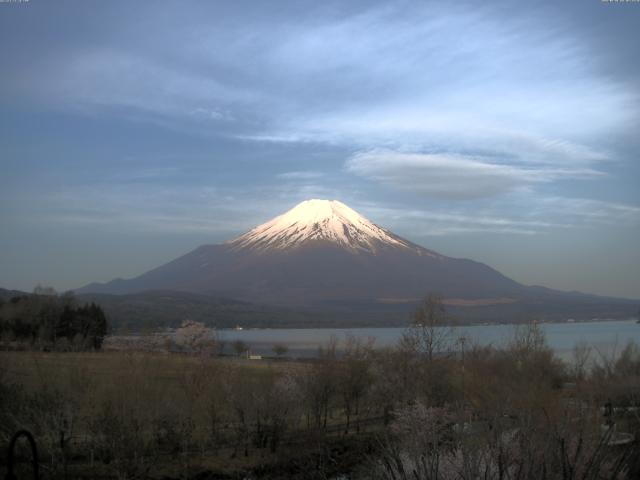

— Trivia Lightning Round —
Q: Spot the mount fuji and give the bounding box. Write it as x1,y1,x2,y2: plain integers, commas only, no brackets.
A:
78,199,637,323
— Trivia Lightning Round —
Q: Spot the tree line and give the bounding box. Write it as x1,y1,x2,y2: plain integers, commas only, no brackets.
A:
0,286,108,351
2,294,640,479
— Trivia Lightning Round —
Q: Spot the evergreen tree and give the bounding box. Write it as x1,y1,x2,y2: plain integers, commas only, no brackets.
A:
0,290,109,351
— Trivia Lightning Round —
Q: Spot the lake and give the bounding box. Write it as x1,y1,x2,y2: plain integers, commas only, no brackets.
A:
218,319,640,360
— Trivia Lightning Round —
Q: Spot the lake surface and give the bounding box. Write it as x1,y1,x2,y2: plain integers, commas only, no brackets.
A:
218,319,639,360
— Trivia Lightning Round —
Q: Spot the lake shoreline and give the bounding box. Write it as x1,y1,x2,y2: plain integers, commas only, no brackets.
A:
217,316,637,332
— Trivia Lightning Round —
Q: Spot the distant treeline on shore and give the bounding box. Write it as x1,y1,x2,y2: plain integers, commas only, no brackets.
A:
0,286,108,350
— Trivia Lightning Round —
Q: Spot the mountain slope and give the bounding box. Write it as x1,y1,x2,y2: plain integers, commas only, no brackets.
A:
76,290,333,329
0,287,28,301
78,199,525,304
77,199,637,318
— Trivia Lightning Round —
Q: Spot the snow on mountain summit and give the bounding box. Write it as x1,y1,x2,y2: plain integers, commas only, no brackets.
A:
229,199,422,254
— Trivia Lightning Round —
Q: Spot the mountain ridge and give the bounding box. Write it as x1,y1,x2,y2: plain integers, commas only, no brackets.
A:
76,199,638,320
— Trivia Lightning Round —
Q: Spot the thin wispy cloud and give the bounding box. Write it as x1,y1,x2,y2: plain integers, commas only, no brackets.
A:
276,171,325,180
346,150,605,200
45,50,260,121
360,194,640,238
534,197,640,225
369,209,563,237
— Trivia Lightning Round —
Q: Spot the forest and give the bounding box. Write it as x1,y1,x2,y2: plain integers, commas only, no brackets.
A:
2,298,640,479
0,287,108,351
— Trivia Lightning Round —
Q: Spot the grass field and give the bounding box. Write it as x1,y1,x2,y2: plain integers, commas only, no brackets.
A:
1,350,298,388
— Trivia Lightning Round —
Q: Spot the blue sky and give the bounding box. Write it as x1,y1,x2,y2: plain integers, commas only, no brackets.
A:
1,0,639,298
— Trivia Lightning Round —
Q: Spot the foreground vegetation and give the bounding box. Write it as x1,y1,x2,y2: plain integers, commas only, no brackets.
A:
2,296,640,479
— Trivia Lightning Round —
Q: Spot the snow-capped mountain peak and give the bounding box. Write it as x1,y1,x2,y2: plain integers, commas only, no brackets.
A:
228,199,417,253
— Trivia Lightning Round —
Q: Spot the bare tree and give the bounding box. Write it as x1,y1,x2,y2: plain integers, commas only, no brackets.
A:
338,335,374,434
222,366,254,457
571,341,593,382
298,336,339,429
509,320,547,356
370,347,419,425
401,294,455,362
272,343,289,358
232,340,248,357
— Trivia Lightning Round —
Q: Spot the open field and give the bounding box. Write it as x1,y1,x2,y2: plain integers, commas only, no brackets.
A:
3,323,640,479
1,351,299,390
